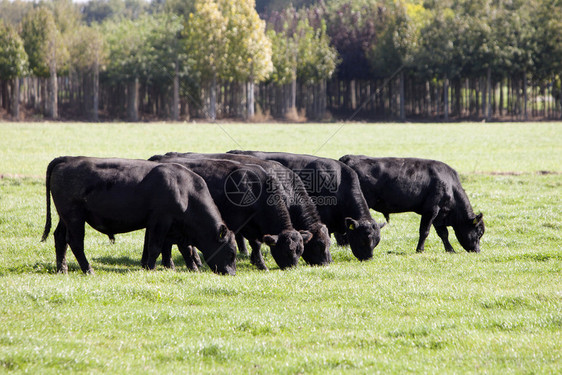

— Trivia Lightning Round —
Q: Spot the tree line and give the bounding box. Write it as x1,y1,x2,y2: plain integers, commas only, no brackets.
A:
0,0,560,122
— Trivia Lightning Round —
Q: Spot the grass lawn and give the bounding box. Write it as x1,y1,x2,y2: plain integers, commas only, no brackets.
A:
0,121,561,373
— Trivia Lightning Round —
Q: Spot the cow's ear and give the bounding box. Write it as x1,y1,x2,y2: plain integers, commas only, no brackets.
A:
345,217,359,231
218,224,228,240
378,222,386,229
299,230,313,244
263,234,278,247
472,213,484,225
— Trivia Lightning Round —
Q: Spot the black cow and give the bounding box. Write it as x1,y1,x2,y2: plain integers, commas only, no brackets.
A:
162,152,332,266
147,155,312,270
41,156,237,275
228,150,384,261
339,155,485,253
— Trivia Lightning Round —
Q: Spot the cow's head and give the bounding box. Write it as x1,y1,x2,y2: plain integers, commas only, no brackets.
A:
263,229,309,269
301,223,332,266
345,217,385,261
454,213,485,252
202,224,237,275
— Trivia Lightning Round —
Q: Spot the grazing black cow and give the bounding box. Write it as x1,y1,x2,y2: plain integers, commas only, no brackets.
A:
162,152,332,266
228,150,384,261
339,155,485,253
41,156,237,275
147,155,312,270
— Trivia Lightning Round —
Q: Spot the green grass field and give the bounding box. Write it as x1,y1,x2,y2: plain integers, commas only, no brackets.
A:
0,121,561,373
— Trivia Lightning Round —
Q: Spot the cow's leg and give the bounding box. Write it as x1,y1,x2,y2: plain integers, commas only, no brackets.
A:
415,210,439,253
141,230,150,268
161,241,175,270
249,239,268,271
142,231,174,269
191,246,203,270
145,219,172,270
178,244,199,272
65,218,93,274
434,224,455,253
235,234,249,256
53,220,68,274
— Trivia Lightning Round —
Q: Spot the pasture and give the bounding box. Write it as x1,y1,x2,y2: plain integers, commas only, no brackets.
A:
0,121,561,373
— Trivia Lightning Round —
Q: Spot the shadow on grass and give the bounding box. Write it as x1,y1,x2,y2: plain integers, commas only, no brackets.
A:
386,250,410,256
1,251,269,276
94,255,141,268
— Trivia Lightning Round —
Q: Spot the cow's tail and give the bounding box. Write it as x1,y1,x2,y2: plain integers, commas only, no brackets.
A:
41,157,66,242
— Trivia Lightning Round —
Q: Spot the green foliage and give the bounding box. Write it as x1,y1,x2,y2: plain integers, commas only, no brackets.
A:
222,0,273,82
45,0,83,35
267,27,297,84
324,0,387,79
256,0,317,14
529,0,562,79
145,13,188,82
415,0,544,80
268,7,338,84
415,5,461,78
0,0,33,26
184,0,228,81
4,0,562,120
102,13,185,83
488,1,535,76
20,7,68,78
67,24,105,73
368,1,414,77
295,17,337,83
185,0,273,83
0,19,28,79
81,0,150,24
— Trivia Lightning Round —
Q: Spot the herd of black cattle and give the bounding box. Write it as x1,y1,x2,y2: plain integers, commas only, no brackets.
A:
41,151,485,275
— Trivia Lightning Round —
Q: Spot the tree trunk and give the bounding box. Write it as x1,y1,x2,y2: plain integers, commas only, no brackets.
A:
172,59,179,121
486,66,492,121
523,73,529,121
499,78,504,117
93,60,100,122
127,78,139,122
209,72,217,121
443,75,449,121
399,70,405,121
48,72,58,119
481,76,486,119
247,81,255,119
425,81,431,116
12,77,20,120
454,78,461,117
1,80,7,110
350,80,357,110
290,78,296,111
48,40,58,120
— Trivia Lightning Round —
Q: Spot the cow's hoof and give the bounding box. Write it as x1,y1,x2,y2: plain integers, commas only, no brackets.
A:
163,262,176,271
255,263,269,271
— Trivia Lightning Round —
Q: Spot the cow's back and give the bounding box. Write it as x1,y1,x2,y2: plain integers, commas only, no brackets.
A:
340,155,458,215
228,150,372,232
